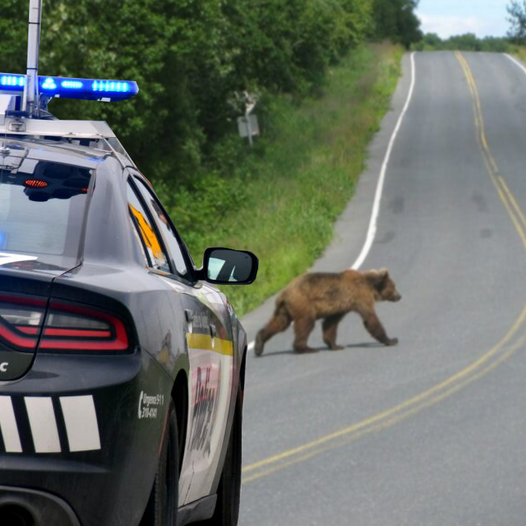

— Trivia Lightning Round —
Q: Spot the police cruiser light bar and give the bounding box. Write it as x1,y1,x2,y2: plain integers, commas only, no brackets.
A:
0,73,139,102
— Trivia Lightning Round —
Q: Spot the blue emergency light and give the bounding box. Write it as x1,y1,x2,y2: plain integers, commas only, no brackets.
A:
0,73,138,102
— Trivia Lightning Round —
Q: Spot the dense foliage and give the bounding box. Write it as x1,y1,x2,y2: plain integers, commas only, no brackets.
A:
0,0,420,209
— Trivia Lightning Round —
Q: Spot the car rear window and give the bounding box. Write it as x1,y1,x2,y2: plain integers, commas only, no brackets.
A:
0,162,92,270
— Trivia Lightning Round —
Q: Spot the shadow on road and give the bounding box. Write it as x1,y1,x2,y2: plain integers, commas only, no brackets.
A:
255,341,385,358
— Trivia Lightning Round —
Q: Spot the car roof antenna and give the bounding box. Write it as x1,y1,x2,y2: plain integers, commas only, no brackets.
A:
22,0,43,118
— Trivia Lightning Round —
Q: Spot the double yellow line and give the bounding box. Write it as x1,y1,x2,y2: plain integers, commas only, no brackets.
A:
455,51,526,248
242,53,526,485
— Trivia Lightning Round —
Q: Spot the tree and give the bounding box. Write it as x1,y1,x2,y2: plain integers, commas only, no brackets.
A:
507,0,526,43
372,0,422,48
0,0,374,187
423,33,442,48
446,33,481,51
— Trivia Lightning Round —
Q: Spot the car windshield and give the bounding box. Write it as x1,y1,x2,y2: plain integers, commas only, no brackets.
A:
0,161,92,272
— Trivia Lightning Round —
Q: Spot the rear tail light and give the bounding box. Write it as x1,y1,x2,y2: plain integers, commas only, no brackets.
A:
0,294,46,351
38,301,130,353
0,295,130,354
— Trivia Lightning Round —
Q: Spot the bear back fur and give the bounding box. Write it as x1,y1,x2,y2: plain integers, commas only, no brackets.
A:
276,268,401,320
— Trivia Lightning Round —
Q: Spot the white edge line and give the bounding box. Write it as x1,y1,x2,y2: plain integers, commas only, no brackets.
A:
351,51,416,270
505,53,526,75
247,52,417,353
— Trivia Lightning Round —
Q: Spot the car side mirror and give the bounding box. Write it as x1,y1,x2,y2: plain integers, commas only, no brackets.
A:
200,247,258,285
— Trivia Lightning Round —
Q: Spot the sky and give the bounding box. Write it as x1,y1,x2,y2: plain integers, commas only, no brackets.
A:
416,0,511,39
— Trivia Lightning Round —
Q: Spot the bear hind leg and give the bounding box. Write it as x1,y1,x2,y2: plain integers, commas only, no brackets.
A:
292,316,317,353
322,313,346,350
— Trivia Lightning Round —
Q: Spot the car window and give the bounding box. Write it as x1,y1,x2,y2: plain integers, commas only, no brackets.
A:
126,180,171,273
133,177,191,279
0,163,91,270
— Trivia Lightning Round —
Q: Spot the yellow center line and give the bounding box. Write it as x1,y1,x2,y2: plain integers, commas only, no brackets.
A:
455,51,526,248
243,295,526,479
242,53,526,484
244,332,526,484
498,176,526,234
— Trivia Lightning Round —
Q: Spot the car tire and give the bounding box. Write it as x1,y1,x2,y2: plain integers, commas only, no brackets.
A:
196,386,243,526
140,398,179,526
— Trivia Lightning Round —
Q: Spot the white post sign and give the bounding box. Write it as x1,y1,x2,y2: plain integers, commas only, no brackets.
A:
237,114,259,146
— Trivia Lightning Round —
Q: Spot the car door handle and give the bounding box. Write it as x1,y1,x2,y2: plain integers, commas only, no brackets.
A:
185,309,193,322
209,323,217,338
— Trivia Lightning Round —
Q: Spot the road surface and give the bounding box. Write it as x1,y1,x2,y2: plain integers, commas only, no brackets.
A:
238,51,526,526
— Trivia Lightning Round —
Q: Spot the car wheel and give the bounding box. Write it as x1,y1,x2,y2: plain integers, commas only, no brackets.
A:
140,399,179,526
196,386,243,526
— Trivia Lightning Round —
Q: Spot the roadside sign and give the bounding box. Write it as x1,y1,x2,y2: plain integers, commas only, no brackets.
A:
237,114,259,138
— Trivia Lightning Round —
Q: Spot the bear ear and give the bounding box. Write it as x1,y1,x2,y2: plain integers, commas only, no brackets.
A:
365,269,388,288
365,268,389,292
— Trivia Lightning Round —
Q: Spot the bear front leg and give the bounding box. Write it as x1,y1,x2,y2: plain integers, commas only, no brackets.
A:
254,307,292,357
360,310,398,346
322,314,346,350
292,316,317,353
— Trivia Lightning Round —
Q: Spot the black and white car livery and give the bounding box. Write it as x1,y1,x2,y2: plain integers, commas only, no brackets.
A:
0,60,257,526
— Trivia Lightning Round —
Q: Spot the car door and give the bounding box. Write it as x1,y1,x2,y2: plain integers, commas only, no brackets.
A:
128,172,235,505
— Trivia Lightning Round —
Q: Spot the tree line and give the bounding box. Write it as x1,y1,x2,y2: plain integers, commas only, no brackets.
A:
413,33,510,53
0,0,421,189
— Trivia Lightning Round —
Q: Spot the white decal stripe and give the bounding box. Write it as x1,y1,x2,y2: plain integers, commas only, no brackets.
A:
0,396,22,453
60,395,101,452
25,397,61,453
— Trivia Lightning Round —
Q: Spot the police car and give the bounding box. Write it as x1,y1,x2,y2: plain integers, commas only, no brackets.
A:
0,5,257,526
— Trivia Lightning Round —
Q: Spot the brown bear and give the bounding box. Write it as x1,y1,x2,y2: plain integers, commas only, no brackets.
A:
254,268,401,356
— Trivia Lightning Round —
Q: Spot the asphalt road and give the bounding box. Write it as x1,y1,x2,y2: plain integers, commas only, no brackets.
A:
237,51,526,526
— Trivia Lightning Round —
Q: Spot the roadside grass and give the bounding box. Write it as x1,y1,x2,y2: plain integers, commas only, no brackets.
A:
511,46,526,62
167,43,403,316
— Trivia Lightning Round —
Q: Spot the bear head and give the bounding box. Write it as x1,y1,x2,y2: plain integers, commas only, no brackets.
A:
365,269,402,302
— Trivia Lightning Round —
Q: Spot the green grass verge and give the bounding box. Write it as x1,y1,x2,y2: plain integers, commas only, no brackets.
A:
164,43,404,317
512,46,526,62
